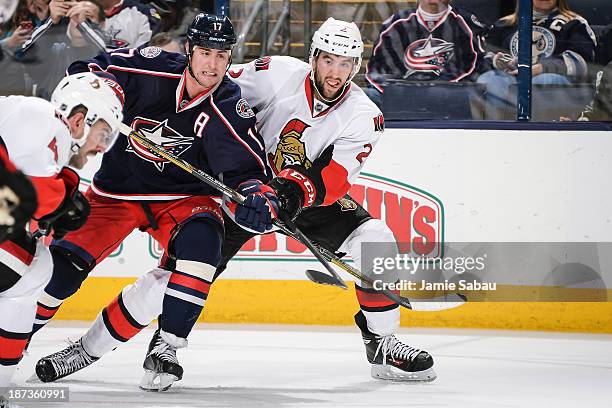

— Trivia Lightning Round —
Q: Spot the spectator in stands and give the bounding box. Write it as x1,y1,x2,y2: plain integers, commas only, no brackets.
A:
39,0,160,50
19,0,107,98
566,61,612,121
1,0,48,57
365,0,490,105
596,23,612,67
93,0,161,49
477,0,597,119
0,0,33,95
149,31,181,53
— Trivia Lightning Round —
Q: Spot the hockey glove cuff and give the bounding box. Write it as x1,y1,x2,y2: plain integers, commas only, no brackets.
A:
37,168,90,239
269,168,317,221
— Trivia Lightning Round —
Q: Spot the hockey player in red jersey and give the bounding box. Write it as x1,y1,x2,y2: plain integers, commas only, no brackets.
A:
0,72,123,399
36,18,436,387
32,14,276,391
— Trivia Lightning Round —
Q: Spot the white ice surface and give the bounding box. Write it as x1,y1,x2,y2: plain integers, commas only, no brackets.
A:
9,324,612,408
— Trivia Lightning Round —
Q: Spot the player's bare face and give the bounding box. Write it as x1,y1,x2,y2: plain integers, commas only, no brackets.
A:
419,0,449,13
533,0,556,13
188,46,231,92
69,120,114,169
313,52,354,100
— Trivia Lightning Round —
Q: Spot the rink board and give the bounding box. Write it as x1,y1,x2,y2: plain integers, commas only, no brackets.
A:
57,127,612,332
56,277,612,333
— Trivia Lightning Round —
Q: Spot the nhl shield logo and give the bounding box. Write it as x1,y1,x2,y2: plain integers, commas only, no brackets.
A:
126,117,194,171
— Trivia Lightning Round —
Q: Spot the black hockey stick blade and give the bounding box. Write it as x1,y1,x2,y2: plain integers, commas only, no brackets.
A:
306,269,413,309
305,269,347,287
306,268,467,311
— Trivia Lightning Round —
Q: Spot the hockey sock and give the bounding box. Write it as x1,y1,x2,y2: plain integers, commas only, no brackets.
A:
32,292,63,335
0,328,29,388
160,220,220,339
32,248,89,335
355,284,400,336
82,268,171,357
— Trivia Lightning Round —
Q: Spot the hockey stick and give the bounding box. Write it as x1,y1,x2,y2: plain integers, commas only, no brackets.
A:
118,123,348,289
119,124,464,311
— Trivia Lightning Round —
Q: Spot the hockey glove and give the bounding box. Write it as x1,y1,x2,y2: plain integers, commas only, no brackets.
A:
0,150,38,242
234,180,279,233
37,167,90,239
268,168,316,221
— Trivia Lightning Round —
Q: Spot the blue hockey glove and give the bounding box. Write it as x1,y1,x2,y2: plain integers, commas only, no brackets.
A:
234,180,279,233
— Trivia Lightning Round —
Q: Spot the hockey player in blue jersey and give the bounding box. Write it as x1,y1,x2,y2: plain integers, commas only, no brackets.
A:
32,14,278,390
34,17,437,390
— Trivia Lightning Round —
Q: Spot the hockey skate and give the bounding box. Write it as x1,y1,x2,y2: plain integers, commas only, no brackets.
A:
140,329,186,392
355,311,437,382
35,339,99,382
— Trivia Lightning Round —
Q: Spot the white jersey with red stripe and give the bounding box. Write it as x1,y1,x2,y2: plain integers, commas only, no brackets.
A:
0,95,72,218
0,96,71,177
229,56,384,206
0,96,62,356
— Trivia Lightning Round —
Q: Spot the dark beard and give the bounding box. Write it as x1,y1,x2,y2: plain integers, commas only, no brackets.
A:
314,75,342,101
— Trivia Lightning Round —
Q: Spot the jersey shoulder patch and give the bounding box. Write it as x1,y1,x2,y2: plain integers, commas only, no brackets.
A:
373,114,385,132
236,98,255,118
254,56,272,71
140,46,162,58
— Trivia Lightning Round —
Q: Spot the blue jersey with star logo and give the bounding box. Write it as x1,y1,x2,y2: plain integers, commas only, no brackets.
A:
68,46,270,201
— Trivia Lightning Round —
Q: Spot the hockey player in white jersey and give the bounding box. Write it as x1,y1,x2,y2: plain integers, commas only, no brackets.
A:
36,18,436,387
227,17,436,382
0,72,123,403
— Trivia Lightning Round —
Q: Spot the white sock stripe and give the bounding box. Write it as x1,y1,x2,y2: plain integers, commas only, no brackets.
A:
175,260,216,282
0,251,28,276
38,291,64,308
164,288,206,307
34,318,50,325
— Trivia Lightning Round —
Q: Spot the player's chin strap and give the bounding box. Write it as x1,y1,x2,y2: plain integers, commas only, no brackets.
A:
186,50,207,88
70,133,88,154
67,115,92,154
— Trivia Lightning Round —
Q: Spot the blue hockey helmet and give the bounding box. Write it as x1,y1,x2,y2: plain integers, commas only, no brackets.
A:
186,13,237,52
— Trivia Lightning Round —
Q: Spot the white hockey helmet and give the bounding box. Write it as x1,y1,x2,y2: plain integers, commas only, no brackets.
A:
0,0,18,24
51,72,124,153
309,17,364,82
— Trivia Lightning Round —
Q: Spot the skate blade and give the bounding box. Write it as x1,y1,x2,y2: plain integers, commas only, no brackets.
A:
139,370,179,392
371,364,437,382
